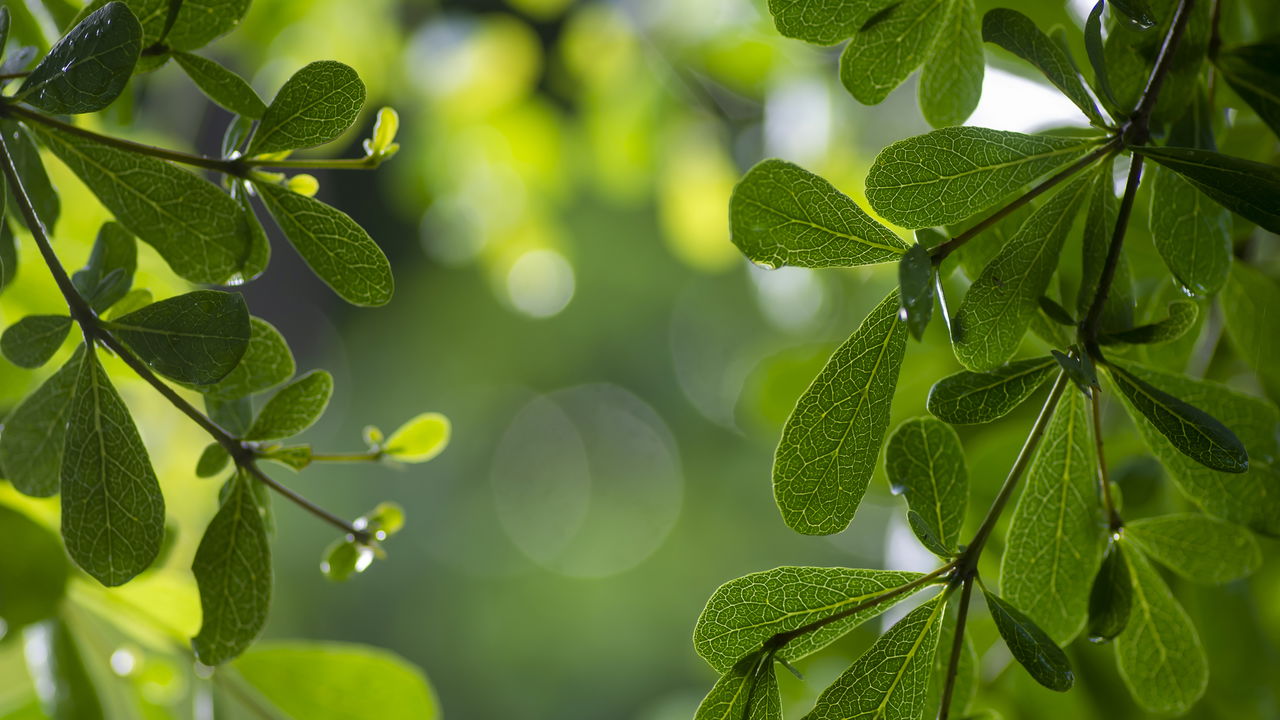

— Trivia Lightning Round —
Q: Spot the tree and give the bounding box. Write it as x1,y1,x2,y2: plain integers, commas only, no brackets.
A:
0,1,446,716
694,0,1279,717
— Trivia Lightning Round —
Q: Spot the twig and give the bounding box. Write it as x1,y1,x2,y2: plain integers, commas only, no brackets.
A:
937,576,975,720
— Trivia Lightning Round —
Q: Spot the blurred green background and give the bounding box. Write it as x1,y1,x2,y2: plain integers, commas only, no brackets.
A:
1,0,1277,718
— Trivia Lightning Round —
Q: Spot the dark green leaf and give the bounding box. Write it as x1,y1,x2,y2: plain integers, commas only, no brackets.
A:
806,593,947,720
234,185,270,282
108,290,250,385
982,9,1104,125
1107,361,1248,473
0,505,70,630
0,220,15,293
866,127,1102,229
231,642,440,720
1115,362,1280,535
1221,263,1280,402
1147,165,1231,296
1,315,71,368
1124,513,1261,584
255,181,394,307
1038,296,1075,326
1115,544,1208,713
1104,0,1210,125
207,394,254,436
196,442,230,478
918,0,983,128
32,123,253,284
693,566,925,673
1,120,59,233
198,316,295,400
1084,1,1118,114
927,356,1057,424
766,0,868,45
839,0,949,106
885,417,967,555
984,589,1074,691
694,652,781,720
1135,145,1280,234
774,290,907,534
173,51,266,118
192,471,271,665
245,369,333,441
1001,389,1105,644
729,159,908,269
249,61,366,155
1051,350,1097,393
1101,300,1197,345
25,617,105,720
0,347,83,497
164,0,250,51
952,172,1095,371
1110,0,1156,28
17,2,141,114
71,222,136,313
1077,157,1133,330
1216,43,1280,138
1087,542,1133,643
898,243,934,340
60,344,165,586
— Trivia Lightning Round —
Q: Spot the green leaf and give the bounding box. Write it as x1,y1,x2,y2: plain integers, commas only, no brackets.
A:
918,0,983,128
0,347,83,497
102,288,151,320
1107,361,1248,473
729,159,908,269
108,290,250,385
198,316,295,400
1104,0,1210,125
806,593,947,720
1146,165,1231,296
1101,300,1197,345
1,315,71,368
321,537,367,582
192,471,271,665
231,642,440,720
196,442,230,478
24,617,105,720
1000,388,1105,644
1124,513,1261,584
245,369,333,441
164,0,250,52
1,119,60,233
981,8,1104,125
17,2,141,114
1087,542,1132,643
173,51,266,118
1115,362,1280,536
898,243,934,341
1221,263,1280,402
1084,1,1118,114
952,172,1094,371
773,290,908,534
983,589,1073,691
693,566,925,673
927,357,1057,424
263,444,312,471
71,222,137,314
1135,145,1280,234
60,344,165,586
0,505,70,630
885,417,967,555
866,127,1101,229
1216,43,1280,138
839,0,949,106
234,185,271,282
383,412,451,463
31,123,253,284
207,394,254,436
694,652,781,720
1110,0,1157,28
1077,158,1134,331
249,61,366,155
255,181,394,307
0,220,15,293
1115,544,1208,714
766,0,868,45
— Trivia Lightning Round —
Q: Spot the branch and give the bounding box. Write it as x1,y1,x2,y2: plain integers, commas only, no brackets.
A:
937,576,975,720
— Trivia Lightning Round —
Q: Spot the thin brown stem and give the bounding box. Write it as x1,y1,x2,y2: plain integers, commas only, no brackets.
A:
1091,389,1123,532
938,576,975,720
931,139,1121,264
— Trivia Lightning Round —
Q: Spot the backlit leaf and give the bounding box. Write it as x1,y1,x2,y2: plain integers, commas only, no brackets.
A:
773,290,907,535
866,127,1101,229
984,589,1074,691
1220,263,1280,402
694,652,781,720
17,2,140,114
918,0,983,128
1124,513,1261,584
173,51,266,118
0,347,83,497
927,357,1057,425
694,566,925,673
1147,164,1231,296
1077,156,1133,330
108,290,250,385
71,222,136,314
1,315,71,369
383,412,451,463
839,0,949,106
885,417,967,555
197,317,295,400
1136,145,1280,234
766,0,869,45
164,0,250,52
249,61,366,155
981,8,1104,125
729,159,908,269
245,369,333,441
